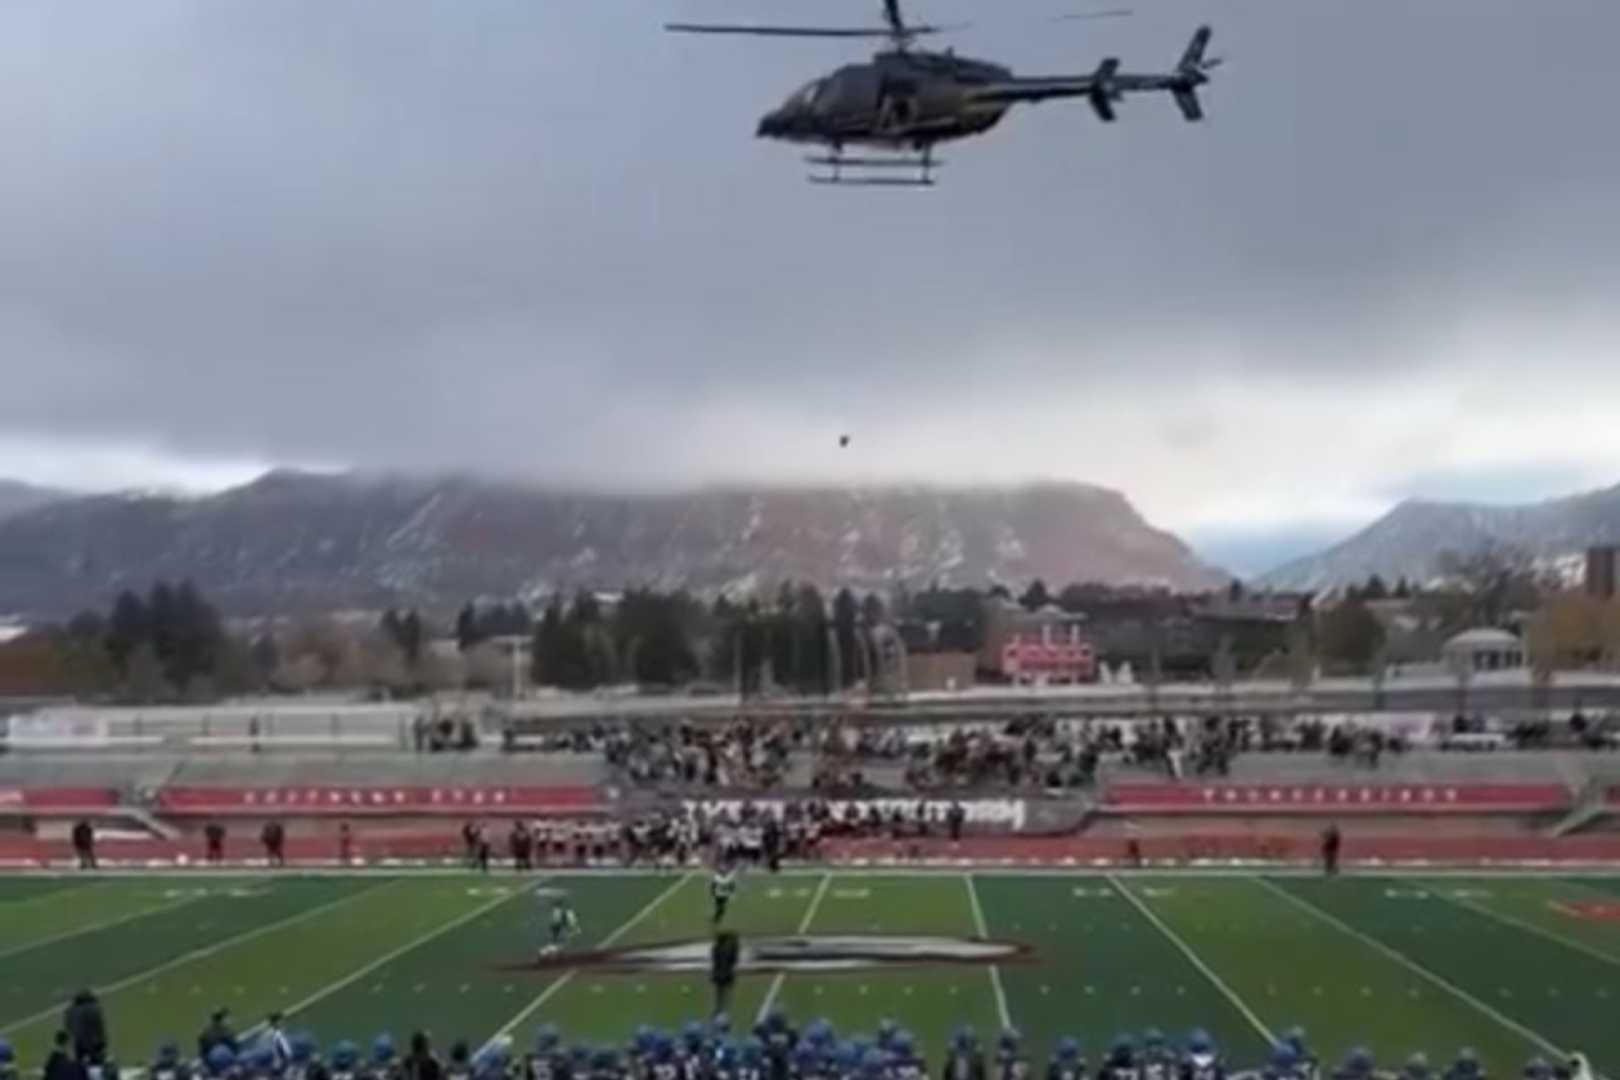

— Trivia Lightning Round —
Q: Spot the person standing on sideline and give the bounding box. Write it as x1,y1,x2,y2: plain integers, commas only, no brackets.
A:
261,821,286,868
1321,823,1342,877
62,991,107,1065
710,931,739,1017
71,821,97,871
205,822,226,864
45,1032,86,1080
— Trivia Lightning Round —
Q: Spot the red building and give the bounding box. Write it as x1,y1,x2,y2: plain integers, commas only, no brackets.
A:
1000,625,1096,685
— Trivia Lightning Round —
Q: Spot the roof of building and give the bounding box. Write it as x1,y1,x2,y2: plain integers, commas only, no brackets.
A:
1443,627,1521,650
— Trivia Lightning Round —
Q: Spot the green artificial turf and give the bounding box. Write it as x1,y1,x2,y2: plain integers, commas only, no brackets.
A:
4,870,1620,1078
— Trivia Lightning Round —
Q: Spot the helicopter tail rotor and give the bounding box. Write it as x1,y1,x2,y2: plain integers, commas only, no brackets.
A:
1170,25,1218,121
1088,57,1122,122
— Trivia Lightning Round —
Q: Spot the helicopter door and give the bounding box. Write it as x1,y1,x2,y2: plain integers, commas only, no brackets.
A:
876,76,921,134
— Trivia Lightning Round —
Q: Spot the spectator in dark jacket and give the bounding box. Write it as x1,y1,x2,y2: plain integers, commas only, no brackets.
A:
198,1009,238,1061
63,991,106,1064
45,1031,88,1080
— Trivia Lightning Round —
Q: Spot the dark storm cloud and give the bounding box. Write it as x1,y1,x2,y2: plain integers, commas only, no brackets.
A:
3,0,1620,528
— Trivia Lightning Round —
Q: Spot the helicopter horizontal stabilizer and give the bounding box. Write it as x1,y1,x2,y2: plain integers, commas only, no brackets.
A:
1172,87,1203,121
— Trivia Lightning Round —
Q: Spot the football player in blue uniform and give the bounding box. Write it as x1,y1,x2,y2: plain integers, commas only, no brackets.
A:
678,1026,712,1080
831,1045,862,1080
1332,1049,1375,1080
1047,1038,1085,1080
328,1043,360,1080
889,1033,925,1080
1445,1051,1485,1080
208,1046,243,1080
1141,1032,1174,1080
526,1027,565,1080
1281,1032,1318,1080
1262,1046,1302,1080
149,1042,187,1080
1179,1031,1222,1080
792,1044,826,1080
942,1030,985,1080
995,1031,1031,1080
1100,1038,1139,1080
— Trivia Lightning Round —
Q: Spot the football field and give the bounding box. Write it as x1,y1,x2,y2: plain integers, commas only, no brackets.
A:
5,871,1620,1075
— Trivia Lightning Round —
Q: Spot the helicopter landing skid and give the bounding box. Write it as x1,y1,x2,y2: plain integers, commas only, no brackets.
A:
804,152,941,187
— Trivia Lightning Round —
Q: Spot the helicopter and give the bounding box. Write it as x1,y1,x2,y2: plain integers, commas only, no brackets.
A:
666,0,1220,186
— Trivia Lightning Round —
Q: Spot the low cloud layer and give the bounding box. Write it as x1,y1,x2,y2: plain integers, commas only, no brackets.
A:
4,0,1619,562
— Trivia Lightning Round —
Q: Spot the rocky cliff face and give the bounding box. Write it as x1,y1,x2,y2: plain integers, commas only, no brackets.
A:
0,471,1228,615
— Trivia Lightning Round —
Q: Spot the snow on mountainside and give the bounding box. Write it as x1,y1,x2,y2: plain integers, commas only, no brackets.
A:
1259,482,1620,590
0,471,1229,615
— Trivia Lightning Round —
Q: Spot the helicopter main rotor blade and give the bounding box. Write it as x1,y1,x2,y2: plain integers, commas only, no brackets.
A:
1051,9,1135,22
884,0,906,36
664,21,945,38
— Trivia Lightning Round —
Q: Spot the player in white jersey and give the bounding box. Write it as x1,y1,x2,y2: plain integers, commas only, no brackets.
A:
540,893,580,957
711,864,739,925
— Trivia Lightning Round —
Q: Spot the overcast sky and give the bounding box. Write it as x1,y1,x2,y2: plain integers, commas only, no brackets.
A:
4,0,1619,574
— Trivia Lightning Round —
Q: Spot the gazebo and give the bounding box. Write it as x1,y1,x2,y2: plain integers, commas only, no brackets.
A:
1441,627,1525,673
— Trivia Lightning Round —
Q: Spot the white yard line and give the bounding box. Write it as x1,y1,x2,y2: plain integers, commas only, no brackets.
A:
1107,874,1275,1044
483,873,694,1051
1434,888,1620,972
756,872,832,1023
963,873,1012,1031
0,886,225,962
241,884,529,1039
0,878,394,1035
1252,875,1566,1058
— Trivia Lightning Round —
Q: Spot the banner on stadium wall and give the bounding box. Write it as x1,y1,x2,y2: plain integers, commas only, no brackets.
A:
0,787,119,811
1,711,110,744
154,785,605,816
1102,783,1571,812
681,797,1027,831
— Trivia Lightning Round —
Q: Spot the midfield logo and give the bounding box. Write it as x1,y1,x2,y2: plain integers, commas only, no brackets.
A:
525,935,1029,974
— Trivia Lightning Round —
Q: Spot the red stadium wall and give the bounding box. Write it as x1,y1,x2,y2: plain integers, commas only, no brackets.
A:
2,782,1619,867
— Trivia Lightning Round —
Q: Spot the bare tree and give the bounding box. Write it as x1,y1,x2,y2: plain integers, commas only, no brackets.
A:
271,654,324,694
1435,543,1550,628
1287,623,1315,694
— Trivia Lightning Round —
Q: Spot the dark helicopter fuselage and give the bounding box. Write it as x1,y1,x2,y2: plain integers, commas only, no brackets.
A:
756,49,1015,151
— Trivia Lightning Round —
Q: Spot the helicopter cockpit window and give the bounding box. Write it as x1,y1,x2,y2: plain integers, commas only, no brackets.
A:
791,80,825,108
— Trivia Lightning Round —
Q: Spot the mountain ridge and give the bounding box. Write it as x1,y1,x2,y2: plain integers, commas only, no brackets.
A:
1259,481,1620,589
0,480,71,522
0,471,1229,616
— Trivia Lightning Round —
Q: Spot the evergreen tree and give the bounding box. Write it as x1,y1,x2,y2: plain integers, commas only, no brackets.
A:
455,602,480,652
399,610,424,667
105,590,148,675
250,634,281,684
832,588,859,689
1019,579,1051,611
